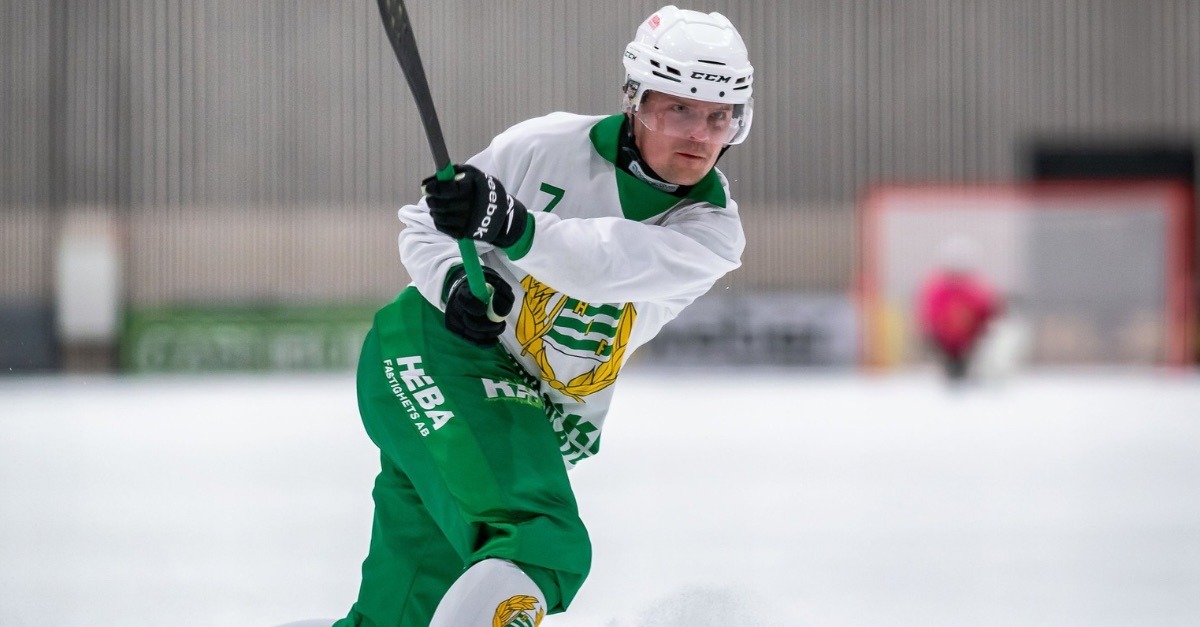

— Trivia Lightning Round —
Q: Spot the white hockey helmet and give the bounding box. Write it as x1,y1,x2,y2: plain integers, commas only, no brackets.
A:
622,5,754,145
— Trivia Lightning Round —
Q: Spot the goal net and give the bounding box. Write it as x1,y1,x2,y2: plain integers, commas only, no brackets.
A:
859,181,1194,368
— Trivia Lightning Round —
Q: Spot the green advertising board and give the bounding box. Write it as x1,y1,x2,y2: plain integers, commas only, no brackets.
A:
121,306,377,373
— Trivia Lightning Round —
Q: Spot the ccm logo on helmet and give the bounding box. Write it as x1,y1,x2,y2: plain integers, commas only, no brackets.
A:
691,71,732,83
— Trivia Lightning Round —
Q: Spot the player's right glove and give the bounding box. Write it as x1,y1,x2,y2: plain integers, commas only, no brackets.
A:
443,265,515,347
421,164,528,248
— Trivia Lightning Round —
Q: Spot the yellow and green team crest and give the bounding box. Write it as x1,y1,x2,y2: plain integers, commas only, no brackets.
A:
493,594,544,627
516,275,636,402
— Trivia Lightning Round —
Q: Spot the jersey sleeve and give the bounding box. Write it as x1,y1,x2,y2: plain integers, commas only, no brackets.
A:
506,201,744,305
397,198,497,310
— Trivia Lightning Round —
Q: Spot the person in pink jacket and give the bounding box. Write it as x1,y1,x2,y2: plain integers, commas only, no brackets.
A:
917,237,1001,382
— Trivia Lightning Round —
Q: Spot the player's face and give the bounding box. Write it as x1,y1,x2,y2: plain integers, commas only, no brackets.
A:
632,92,730,186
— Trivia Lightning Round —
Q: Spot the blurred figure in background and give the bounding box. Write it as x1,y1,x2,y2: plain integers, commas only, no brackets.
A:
917,235,1002,383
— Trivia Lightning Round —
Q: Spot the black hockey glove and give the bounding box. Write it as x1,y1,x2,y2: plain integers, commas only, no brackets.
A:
443,265,515,347
421,164,528,248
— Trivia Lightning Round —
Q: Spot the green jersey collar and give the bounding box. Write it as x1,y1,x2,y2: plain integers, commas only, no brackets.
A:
588,114,727,220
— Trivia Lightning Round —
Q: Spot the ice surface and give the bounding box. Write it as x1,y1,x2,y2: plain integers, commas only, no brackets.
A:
2,368,1199,626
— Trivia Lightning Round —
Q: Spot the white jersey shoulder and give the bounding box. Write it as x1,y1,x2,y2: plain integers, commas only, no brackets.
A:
492,112,605,147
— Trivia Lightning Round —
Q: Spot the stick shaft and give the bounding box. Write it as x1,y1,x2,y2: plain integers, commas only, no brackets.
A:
377,0,488,303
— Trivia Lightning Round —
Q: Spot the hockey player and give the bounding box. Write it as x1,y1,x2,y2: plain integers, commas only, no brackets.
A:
333,6,754,626
917,236,1001,383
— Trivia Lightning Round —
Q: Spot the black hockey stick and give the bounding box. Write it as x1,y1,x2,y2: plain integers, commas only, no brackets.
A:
376,0,493,308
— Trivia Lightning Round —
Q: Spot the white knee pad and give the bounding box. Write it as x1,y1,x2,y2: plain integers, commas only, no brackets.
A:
429,558,548,626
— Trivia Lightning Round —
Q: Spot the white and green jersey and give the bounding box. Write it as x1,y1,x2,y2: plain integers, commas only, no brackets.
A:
398,112,744,467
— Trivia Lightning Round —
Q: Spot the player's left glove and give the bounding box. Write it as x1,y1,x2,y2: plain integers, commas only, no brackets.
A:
421,164,528,248
443,265,515,347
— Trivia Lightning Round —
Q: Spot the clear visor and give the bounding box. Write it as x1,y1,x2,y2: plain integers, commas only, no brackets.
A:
633,93,752,146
